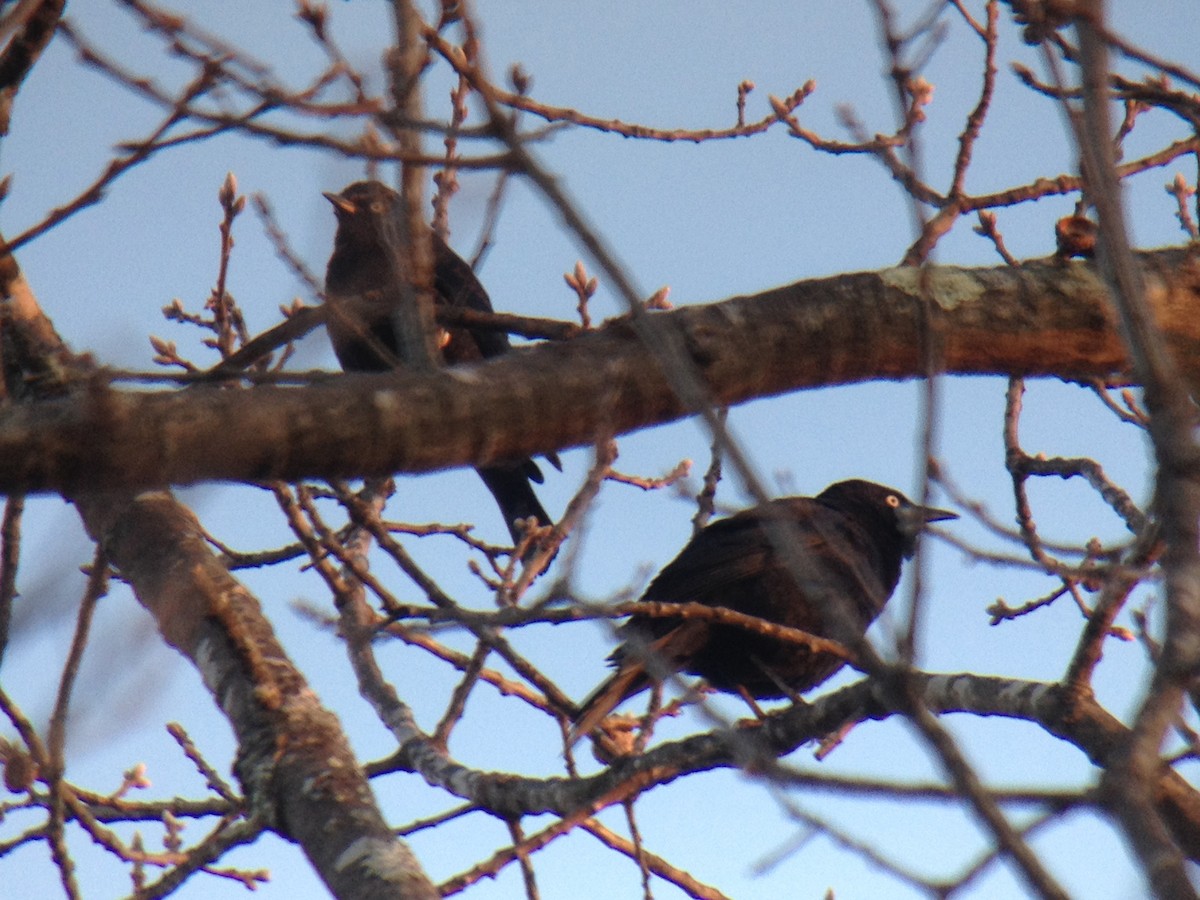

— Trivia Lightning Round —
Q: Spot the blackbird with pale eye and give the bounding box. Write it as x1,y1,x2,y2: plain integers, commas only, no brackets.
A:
323,180,554,545
570,479,956,745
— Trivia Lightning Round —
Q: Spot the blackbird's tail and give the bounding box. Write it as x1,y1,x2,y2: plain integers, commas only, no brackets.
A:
568,662,651,748
475,464,551,546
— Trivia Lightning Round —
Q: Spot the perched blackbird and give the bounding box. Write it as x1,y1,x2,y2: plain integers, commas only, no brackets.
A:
323,180,553,545
570,479,956,744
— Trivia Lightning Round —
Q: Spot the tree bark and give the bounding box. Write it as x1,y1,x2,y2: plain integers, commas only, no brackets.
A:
0,247,1196,494
77,491,439,900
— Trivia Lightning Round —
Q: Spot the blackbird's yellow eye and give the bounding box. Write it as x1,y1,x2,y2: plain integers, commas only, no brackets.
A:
885,494,901,508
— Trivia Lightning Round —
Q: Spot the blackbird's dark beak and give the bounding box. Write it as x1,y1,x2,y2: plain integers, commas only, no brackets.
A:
920,505,958,525
897,502,957,543
323,191,357,216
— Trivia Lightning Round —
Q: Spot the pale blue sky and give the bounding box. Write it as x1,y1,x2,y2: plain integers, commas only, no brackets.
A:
1,3,1194,898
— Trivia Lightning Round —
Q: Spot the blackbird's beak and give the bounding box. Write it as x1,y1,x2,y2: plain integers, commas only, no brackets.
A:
897,502,958,542
323,191,357,216
920,505,958,525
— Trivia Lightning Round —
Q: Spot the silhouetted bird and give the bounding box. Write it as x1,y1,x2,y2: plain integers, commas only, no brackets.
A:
323,180,553,546
570,480,956,744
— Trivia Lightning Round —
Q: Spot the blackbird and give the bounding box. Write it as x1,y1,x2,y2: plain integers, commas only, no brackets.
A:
570,479,956,744
323,180,553,545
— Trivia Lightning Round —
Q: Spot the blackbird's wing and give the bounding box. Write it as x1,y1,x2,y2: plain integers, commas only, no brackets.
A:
638,499,837,611
426,234,554,523
327,232,509,367
430,234,494,314
430,234,512,361
642,498,889,623
430,233,558,482
614,500,835,668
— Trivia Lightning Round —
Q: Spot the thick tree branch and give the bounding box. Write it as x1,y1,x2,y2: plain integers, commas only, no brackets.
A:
77,490,439,899
0,248,1196,494
379,672,1200,863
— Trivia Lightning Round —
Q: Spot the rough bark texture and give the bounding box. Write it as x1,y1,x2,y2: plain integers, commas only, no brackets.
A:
0,248,1195,494
74,491,440,900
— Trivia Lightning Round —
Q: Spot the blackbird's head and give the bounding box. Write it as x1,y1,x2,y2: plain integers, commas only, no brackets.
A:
323,180,399,243
817,479,957,557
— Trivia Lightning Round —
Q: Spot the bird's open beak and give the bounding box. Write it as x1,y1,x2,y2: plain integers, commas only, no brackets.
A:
323,191,357,216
